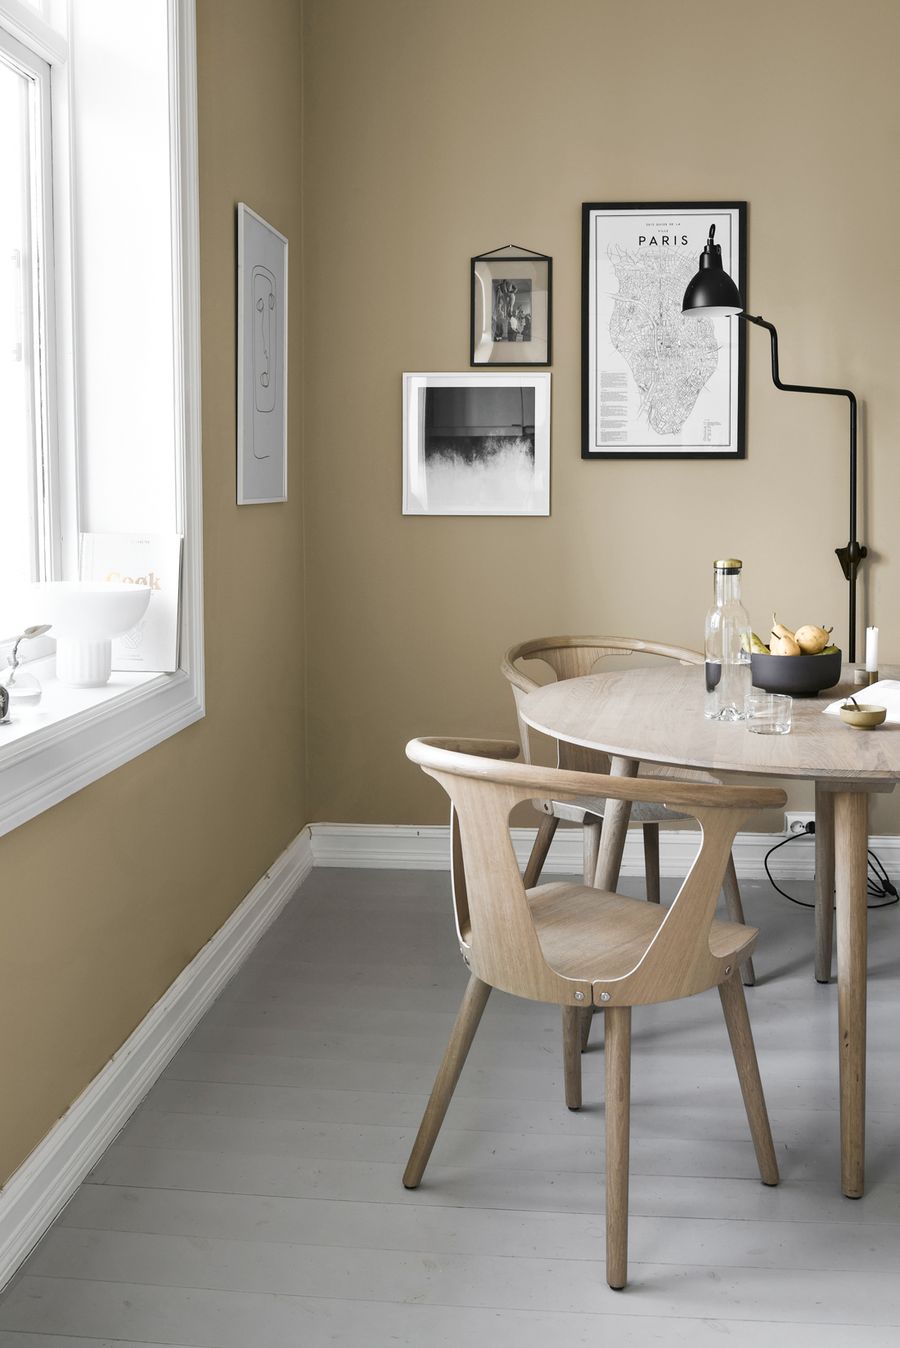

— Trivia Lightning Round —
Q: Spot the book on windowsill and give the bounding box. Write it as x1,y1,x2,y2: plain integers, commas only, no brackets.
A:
80,533,183,673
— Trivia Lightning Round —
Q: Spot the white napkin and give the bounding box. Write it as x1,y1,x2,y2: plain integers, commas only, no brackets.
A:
823,679,900,722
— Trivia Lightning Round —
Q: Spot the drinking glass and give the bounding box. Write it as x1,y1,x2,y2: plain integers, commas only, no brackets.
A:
746,690,792,735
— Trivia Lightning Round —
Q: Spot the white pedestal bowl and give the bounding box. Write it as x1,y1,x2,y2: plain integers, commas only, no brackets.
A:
31,582,152,687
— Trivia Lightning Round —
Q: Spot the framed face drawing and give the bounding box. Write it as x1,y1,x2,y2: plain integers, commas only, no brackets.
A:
237,203,289,503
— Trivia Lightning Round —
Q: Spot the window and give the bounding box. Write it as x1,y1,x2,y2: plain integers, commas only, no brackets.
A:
0,0,204,836
0,26,52,590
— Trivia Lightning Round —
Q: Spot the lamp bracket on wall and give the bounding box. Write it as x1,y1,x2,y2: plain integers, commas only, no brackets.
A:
741,312,867,661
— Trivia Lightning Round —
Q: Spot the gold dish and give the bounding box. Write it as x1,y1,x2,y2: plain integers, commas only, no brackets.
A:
839,701,887,730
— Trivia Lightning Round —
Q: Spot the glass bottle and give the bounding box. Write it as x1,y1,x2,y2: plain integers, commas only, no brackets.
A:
704,558,751,721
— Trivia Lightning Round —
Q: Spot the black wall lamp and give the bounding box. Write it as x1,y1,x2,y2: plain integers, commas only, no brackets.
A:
682,225,866,662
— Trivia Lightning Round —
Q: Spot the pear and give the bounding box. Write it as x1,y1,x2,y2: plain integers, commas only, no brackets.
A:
750,632,770,654
770,630,802,656
818,644,840,656
771,614,796,642
794,623,833,655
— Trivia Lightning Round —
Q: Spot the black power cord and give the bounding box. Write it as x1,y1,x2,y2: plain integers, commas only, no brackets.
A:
763,821,900,910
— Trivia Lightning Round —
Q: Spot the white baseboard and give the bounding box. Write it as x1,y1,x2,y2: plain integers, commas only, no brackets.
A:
0,827,314,1293
309,821,900,882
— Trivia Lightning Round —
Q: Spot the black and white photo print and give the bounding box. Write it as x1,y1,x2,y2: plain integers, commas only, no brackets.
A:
471,247,551,365
492,279,532,343
403,373,550,515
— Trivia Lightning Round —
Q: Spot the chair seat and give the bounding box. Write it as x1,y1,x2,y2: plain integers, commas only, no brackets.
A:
525,881,757,988
548,761,721,825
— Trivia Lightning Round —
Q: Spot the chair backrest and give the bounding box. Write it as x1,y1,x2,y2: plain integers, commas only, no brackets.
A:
408,738,785,1008
501,636,702,770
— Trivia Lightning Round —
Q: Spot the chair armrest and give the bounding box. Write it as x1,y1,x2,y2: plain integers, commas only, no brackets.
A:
406,738,785,814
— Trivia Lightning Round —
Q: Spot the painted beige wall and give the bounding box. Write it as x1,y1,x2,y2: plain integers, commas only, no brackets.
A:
0,0,305,1185
303,0,900,831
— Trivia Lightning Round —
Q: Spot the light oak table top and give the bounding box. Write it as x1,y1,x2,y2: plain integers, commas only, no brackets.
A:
521,663,900,783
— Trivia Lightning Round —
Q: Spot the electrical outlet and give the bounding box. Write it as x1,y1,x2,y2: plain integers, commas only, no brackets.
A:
785,811,815,835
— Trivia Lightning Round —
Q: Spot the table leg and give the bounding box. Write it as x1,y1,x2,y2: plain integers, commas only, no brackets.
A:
593,756,638,891
814,783,835,984
833,789,868,1198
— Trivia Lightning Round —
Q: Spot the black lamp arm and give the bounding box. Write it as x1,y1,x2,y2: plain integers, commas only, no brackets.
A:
741,312,867,662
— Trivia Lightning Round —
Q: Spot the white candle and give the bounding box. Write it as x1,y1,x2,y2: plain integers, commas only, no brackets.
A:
865,625,879,672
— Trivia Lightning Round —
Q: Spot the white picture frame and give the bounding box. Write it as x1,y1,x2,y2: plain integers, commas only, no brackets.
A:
403,371,551,516
237,203,288,503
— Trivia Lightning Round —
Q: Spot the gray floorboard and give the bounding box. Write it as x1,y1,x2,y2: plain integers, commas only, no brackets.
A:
2,866,899,1343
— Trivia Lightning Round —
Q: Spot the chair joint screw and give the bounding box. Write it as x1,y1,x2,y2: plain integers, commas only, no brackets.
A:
600,991,611,1002
574,990,585,1001
724,965,732,975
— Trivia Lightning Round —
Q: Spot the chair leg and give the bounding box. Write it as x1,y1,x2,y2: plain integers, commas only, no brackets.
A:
524,813,559,889
722,853,756,987
604,1005,632,1290
718,972,779,1187
583,817,602,886
575,819,602,1061
579,1005,594,1052
642,822,660,903
562,1006,583,1109
814,784,835,983
403,973,491,1189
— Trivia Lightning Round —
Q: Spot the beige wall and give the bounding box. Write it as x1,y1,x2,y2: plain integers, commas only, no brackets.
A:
0,0,305,1185
4,0,900,1193
303,0,900,832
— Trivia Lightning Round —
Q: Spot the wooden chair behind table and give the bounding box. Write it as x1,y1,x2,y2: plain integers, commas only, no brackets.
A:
402,737,783,1290
501,636,755,993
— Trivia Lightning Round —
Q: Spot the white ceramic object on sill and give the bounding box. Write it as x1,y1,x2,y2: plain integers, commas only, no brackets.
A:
30,582,151,688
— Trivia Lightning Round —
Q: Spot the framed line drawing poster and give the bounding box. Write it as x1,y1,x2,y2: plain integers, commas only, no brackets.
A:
582,201,746,460
237,203,288,503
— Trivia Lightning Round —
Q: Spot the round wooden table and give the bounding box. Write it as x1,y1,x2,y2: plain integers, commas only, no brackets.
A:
521,662,900,1199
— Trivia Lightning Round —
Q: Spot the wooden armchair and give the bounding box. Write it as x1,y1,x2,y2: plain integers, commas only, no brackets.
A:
501,635,755,986
402,737,784,1289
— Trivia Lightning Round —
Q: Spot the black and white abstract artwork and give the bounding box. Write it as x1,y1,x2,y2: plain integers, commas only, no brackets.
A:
403,373,550,515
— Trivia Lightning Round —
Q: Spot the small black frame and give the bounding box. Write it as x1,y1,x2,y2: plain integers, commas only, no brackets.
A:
470,243,552,367
581,201,747,460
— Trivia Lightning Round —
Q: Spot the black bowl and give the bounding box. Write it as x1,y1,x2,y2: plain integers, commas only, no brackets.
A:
750,649,842,697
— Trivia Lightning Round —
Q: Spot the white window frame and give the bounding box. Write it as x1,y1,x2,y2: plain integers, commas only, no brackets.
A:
0,0,204,838
0,23,55,585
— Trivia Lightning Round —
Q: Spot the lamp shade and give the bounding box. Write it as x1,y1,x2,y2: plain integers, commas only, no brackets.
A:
682,225,743,318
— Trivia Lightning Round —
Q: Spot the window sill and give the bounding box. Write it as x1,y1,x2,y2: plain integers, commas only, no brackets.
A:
0,654,204,837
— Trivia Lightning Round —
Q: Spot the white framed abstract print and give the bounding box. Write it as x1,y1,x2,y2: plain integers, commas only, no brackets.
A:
237,203,288,503
403,372,551,516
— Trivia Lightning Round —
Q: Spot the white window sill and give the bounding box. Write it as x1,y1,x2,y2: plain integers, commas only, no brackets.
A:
0,657,156,747
0,654,204,837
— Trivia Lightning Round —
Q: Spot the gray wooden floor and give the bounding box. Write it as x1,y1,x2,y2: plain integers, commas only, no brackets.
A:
2,862,900,1345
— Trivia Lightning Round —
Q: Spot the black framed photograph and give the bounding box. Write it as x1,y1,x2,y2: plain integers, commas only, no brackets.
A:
402,372,551,516
582,202,746,459
471,245,552,366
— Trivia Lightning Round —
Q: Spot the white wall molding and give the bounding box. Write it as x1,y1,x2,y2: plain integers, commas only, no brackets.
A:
309,821,900,882
0,827,313,1293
